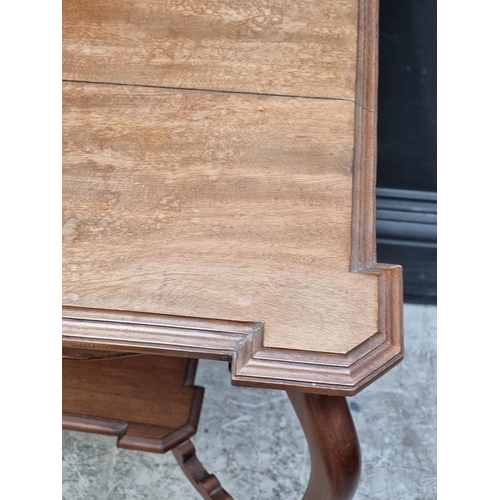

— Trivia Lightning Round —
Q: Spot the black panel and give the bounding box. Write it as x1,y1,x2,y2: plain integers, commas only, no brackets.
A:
375,1,437,303
377,0,437,192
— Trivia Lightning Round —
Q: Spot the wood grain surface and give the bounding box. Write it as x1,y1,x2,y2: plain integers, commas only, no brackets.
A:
62,0,404,393
63,356,203,452
62,0,359,99
63,82,379,354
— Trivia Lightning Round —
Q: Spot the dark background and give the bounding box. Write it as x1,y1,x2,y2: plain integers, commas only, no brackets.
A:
375,0,437,303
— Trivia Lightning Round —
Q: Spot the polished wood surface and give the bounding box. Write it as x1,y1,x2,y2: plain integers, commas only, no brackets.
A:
63,356,203,452
63,82,379,355
62,0,404,394
63,0,359,98
288,392,361,500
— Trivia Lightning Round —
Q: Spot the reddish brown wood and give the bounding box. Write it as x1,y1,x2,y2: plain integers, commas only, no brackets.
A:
173,440,234,500
62,355,203,453
287,392,361,500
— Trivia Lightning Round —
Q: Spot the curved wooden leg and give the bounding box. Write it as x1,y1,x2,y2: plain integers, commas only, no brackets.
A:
287,392,361,500
172,439,234,500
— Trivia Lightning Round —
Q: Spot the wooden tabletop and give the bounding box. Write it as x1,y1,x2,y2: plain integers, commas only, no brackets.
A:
62,0,403,395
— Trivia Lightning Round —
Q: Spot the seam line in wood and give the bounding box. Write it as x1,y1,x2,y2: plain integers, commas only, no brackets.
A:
62,79,359,104
62,0,400,394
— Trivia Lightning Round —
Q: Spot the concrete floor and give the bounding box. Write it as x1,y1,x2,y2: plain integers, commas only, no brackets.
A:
63,304,436,499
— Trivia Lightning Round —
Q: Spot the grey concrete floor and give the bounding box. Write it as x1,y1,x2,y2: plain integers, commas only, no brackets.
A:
63,304,436,499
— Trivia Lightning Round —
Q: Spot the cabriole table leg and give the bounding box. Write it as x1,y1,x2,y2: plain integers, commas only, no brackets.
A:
287,392,361,500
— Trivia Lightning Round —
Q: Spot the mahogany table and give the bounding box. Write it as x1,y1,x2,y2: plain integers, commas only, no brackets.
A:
62,1,404,498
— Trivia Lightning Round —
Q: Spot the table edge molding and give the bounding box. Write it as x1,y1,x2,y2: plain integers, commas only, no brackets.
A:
61,0,404,395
